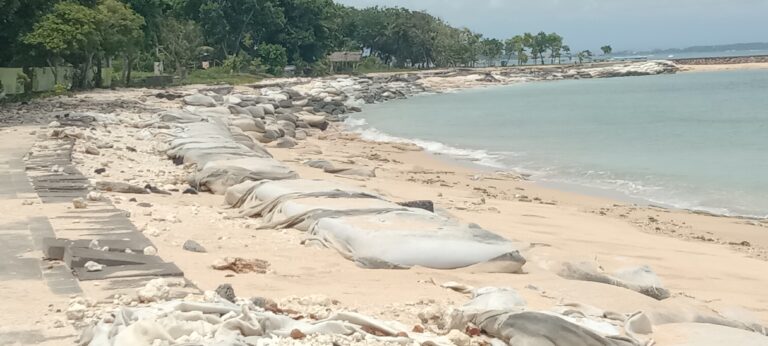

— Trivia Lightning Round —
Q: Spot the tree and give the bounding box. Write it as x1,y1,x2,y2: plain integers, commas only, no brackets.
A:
0,0,58,66
504,35,526,65
562,45,572,63
97,0,144,85
546,32,563,64
577,50,593,64
158,18,203,79
600,45,612,55
257,43,288,75
24,1,101,88
479,38,503,66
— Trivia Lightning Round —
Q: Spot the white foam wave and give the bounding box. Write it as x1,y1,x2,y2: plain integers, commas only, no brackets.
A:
343,117,507,169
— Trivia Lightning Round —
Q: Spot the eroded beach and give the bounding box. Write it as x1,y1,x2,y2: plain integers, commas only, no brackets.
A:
1,61,767,345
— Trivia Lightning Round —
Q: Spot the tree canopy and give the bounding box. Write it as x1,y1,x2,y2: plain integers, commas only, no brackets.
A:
1,0,604,89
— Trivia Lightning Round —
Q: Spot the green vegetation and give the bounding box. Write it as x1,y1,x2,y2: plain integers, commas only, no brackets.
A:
1,0,598,91
601,45,613,55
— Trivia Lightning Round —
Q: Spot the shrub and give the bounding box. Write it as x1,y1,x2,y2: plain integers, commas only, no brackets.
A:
257,43,287,76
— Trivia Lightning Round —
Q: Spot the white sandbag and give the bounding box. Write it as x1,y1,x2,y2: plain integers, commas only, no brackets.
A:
192,158,298,194
260,104,275,115
183,94,217,107
309,210,526,272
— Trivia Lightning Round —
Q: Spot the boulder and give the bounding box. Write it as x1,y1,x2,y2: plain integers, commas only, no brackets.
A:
260,104,275,115
182,240,207,253
215,284,236,303
231,118,265,132
183,94,217,107
275,137,297,148
228,105,251,116
245,106,265,118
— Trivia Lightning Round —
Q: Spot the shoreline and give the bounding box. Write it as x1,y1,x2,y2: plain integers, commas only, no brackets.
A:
2,60,768,344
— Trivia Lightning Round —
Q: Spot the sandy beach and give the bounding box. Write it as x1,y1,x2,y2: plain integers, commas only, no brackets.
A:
679,62,768,72
1,60,767,345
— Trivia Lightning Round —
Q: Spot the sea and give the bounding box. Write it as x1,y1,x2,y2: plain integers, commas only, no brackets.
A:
345,68,768,218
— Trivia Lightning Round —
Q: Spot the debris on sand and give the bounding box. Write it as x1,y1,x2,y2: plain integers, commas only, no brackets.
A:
211,257,270,274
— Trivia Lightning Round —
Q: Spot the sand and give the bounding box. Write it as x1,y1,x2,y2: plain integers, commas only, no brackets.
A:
66,102,768,323
2,64,768,344
680,62,768,72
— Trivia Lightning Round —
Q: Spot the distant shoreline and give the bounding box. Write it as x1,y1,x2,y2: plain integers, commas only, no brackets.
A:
670,54,768,72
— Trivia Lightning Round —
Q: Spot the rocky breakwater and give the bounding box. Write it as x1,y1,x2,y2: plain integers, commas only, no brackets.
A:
565,60,680,79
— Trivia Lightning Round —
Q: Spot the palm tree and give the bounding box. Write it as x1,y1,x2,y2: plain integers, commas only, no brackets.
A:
600,45,612,55
562,45,571,63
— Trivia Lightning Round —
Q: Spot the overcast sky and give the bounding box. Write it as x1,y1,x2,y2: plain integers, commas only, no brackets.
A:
335,0,768,52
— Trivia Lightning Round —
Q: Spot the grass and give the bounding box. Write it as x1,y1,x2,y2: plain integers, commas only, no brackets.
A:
182,67,263,85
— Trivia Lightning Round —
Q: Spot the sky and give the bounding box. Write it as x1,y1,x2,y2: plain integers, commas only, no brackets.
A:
335,0,768,52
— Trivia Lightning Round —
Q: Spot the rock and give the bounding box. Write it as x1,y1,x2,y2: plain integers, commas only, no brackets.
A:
182,240,207,253
153,213,180,223
275,137,297,148
290,329,306,340
95,181,148,194
228,105,251,116
143,246,157,256
215,284,236,303
48,121,61,128
144,184,171,195
182,187,198,195
84,261,105,272
84,145,100,155
245,106,265,118
446,329,471,346
65,303,86,320
183,94,217,107
86,191,103,201
260,104,275,115
278,99,293,108
137,202,153,208
397,200,434,213
136,278,170,303
94,168,106,174
72,198,87,209
295,129,307,140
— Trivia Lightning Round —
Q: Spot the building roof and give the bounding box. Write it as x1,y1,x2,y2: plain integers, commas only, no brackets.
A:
329,51,362,62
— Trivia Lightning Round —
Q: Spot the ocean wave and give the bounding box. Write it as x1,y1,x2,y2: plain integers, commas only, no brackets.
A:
343,117,507,169
342,117,767,219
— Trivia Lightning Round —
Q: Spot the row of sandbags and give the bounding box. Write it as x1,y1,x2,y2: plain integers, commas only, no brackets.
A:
224,179,528,273
156,95,529,273
157,108,298,194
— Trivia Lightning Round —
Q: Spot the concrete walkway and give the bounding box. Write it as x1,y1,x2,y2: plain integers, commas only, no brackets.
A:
0,127,80,345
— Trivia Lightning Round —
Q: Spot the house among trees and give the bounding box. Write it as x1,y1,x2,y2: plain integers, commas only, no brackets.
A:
328,51,362,73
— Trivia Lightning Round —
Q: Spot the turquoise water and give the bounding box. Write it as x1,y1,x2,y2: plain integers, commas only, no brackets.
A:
347,70,768,217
